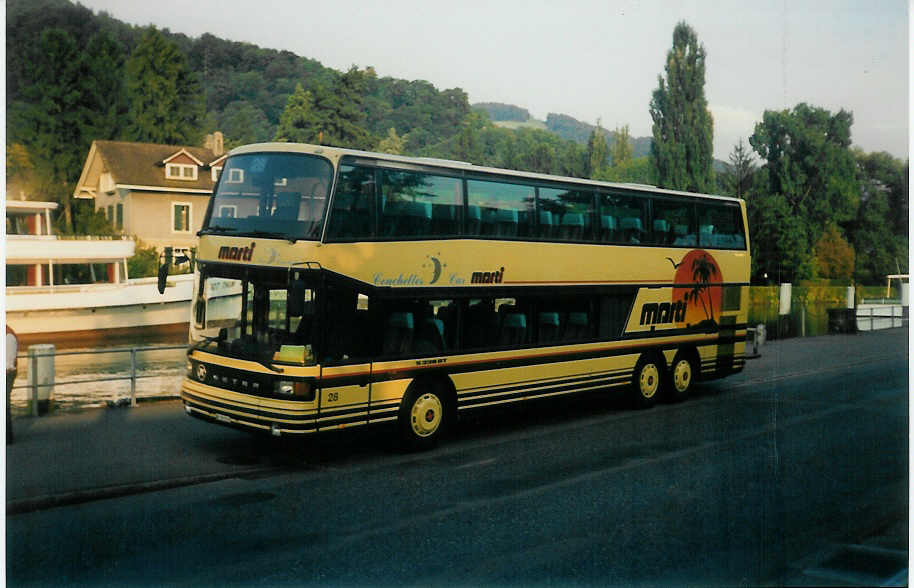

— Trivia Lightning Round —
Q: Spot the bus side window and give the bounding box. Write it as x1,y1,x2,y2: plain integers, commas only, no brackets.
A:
326,165,376,240
463,299,498,349
599,293,634,340
599,192,648,245
467,180,534,239
538,187,594,242
697,202,745,249
380,170,461,239
652,198,696,246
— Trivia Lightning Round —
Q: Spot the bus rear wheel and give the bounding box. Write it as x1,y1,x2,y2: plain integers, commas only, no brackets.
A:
398,383,448,450
631,353,663,409
665,351,696,403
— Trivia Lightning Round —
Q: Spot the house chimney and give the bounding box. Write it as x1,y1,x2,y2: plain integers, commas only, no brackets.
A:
213,131,224,156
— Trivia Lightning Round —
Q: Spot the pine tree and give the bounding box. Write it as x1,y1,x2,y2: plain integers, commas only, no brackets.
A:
13,28,84,231
333,66,375,150
649,21,715,193
721,138,756,198
125,27,203,145
80,33,126,142
274,83,319,143
586,121,608,178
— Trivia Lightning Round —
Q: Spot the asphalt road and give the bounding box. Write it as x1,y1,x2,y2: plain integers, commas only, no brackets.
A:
7,329,908,586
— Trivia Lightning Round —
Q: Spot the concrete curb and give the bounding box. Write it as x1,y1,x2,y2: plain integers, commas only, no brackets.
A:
7,466,281,516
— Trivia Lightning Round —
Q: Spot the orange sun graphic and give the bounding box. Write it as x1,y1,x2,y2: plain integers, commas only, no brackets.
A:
672,250,723,328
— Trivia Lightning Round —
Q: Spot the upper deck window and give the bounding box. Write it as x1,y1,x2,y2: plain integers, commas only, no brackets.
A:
466,179,534,238
204,153,332,241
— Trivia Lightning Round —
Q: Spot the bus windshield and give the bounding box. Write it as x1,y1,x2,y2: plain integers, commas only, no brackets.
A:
204,152,333,241
190,268,319,367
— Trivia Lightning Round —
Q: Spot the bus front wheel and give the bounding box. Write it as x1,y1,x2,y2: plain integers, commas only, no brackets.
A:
398,383,448,450
631,353,663,409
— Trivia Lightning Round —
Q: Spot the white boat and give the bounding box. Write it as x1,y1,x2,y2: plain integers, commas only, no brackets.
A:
5,200,193,344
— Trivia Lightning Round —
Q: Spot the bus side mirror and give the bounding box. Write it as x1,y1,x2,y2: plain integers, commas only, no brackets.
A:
157,262,170,294
288,279,306,317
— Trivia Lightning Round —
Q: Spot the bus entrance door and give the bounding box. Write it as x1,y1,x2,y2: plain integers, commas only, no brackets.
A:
316,362,371,432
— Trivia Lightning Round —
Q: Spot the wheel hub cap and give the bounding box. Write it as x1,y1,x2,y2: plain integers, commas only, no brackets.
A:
640,364,660,399
674,360,691,393
411,393,443,437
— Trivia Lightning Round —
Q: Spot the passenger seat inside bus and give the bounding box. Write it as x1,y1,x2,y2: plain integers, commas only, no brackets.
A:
561,213,585,240
539,211,555,239
538,312,561,343
415,318,446,354
564,312,589,341
600,215,617,242
383,312,414,356
464,301,498,348
621,217,643,243
499,312,528,346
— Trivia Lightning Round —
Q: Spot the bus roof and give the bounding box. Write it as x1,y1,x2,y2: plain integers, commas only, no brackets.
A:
227,142,744,204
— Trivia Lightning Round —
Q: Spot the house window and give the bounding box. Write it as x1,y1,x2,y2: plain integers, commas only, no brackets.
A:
107,205,114,224
211,167,222,182
173,203,191,232
166,163,198,181
218,205,237,218
116,203,124,230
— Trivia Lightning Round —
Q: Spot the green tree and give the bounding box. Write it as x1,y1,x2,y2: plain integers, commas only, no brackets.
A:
649,21,715,193
273,83,318,143
851,150,908,283
812,223,855,280
332,66,375,150
746,188,813,282
79,32,126,142
750,103,858,227
596,157,656,185
127,241,162,279
719,138,756,198
748,103,860,282
453,111,488,164
377,127,406,155
218,100,271,147
586,121,609,178
10,28,84,231
125,27,203,145
609,125,633,166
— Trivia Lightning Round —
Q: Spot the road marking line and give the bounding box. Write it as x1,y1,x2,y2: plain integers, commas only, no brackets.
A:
453,458,496,470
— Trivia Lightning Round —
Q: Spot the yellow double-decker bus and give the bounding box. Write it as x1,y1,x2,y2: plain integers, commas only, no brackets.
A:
174,142,749,448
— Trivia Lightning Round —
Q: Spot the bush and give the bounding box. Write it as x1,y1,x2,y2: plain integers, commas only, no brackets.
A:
128,241,159,278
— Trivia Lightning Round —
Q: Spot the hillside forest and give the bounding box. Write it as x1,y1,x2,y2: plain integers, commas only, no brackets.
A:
6,0,908,284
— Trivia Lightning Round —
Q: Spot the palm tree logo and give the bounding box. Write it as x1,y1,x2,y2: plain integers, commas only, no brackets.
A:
682,254,718,325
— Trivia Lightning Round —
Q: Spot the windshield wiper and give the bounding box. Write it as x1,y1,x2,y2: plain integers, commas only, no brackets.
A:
188,335,220,353
198,226,238,236
237,230,298,244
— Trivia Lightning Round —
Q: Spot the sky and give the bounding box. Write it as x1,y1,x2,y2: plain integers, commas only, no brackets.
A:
77,0,909,161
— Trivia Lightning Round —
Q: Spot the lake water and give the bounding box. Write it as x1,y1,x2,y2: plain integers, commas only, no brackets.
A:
10,332,187,414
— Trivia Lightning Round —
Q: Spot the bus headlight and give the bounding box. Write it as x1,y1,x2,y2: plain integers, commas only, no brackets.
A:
275,380,312,399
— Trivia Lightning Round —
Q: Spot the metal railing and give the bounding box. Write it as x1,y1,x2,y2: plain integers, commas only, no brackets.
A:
856,306,907,331
13,345,187,416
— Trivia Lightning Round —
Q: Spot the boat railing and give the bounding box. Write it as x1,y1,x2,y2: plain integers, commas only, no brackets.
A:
12,344,187,416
